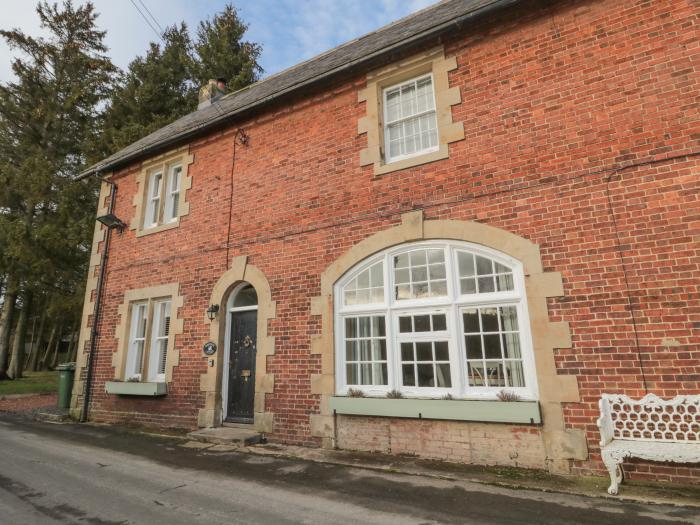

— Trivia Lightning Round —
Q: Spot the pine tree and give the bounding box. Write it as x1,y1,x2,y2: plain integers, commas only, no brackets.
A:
0,1,115,379
193,5,262,92
100,4,262,155
98,24,195,156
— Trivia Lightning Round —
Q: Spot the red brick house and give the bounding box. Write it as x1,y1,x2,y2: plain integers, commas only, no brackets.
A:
71,0,700,485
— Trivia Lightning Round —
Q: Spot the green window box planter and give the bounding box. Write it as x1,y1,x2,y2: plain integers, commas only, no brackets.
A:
329,396,541,424
105,381,167,396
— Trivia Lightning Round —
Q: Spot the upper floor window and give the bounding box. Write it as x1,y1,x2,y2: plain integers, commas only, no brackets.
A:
358,47,464,176
132,148,193,237
384,74,438,163
144,164,182,229
334,241,536,400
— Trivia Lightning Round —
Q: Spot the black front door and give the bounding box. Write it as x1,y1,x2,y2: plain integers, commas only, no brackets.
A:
226,310,257,423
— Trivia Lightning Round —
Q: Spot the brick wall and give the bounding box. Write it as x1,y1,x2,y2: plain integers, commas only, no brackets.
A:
83,0,699,482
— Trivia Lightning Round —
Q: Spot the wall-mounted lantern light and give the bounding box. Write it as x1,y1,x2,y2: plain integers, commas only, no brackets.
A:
96,213,127,232
206,304,220,321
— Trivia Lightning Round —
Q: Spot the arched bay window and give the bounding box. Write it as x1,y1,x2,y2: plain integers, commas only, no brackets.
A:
334,241,537,399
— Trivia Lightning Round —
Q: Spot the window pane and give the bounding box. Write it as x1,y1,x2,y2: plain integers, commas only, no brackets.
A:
372,316,386,337
410,250,427,266
233,284,258,307
502,333,521,359
417,364,434,387
478,276,495,293
462,309,480,333
416,342,432,361
434,341,449,361
496,273,514,291
460,278,477,294
372,339,387,360
347,364,358,385
414,315,431,332
358,317,371,337
468,362,486,386
346,340,357,361
465,335,482,360
480,308,499,332
345,318,356,338
399,316,412,333
430,280,447,297
402,364,416,386
500,306,519,331
401,342,414,361
343,262,384,305
394,253,409,268
458,252,514,295
436,363,452,388
395,268,409,284
359,340,371,361
394,248,447,300
476,256,493,276
458,253,475,277
485,361,506,387
483,334,502,359
505,361,525,387
432,314,447,331
428,263,446,280
463,306,526,389
412,266,427,282
344,315,388,386
414,282,429,298
428,249,444,264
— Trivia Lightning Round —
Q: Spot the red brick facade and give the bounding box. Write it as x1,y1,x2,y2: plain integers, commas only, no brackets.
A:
79,0,699,484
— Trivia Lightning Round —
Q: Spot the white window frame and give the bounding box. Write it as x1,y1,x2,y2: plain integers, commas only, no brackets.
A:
147,299,171,382
382,73,439,164
334,240,538,400
124,296,173,382
164,164,182,223
143,163,182,230
144,171,163,228
125,302,148,381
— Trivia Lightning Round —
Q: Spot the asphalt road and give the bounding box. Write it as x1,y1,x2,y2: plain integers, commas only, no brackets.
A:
0,415,697,525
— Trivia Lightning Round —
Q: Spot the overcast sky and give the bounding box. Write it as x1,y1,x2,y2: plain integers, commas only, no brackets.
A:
0,0,436,83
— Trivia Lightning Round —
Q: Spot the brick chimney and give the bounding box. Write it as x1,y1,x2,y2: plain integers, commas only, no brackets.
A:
198,78,226,110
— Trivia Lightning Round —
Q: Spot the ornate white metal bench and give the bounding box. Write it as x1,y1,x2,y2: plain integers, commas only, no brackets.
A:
597,393,700,494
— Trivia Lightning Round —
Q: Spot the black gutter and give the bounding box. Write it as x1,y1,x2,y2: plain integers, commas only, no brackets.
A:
80,176,117,422
79,0,517,179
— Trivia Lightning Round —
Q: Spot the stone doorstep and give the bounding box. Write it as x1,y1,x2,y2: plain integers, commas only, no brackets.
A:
187,425,262,447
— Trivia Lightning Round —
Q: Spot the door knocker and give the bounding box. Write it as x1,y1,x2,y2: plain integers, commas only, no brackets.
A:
243,335,253,348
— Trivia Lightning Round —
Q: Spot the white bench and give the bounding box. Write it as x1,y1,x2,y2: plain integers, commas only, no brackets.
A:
597,393,700,494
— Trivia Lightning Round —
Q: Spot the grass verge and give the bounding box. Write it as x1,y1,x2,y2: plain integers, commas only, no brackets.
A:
0,371,59,396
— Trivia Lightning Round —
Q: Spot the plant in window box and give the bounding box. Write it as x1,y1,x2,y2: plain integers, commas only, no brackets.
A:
127,377,141,383
496,389,521,402
347,388,365,398
442,393,454,400
386,389,403,399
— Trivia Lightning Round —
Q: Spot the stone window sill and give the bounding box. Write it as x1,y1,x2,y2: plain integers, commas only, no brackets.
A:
328,396,541,424
105,381,167,396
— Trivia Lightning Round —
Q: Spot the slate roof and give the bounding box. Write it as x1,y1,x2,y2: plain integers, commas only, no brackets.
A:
81,0,516,178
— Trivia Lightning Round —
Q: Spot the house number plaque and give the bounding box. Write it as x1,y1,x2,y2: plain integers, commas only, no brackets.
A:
203,341,217,356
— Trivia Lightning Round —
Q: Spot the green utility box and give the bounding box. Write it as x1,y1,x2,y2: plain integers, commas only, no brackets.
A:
57,362,76,409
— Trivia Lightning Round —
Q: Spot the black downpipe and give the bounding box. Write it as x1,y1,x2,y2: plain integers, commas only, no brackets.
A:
80,176,117,422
